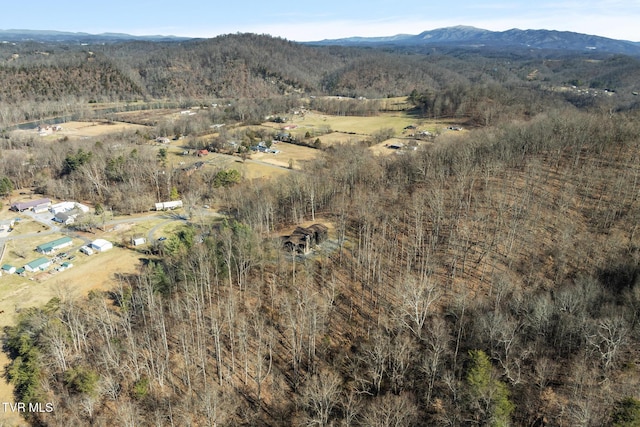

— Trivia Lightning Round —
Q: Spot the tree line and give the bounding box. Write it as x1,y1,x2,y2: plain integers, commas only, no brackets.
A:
1,33,639,128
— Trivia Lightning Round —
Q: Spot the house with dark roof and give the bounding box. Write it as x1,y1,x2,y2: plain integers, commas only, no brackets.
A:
283,224,329,254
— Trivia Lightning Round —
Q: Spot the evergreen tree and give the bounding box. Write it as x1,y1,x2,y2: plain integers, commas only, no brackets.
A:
466,350,514,427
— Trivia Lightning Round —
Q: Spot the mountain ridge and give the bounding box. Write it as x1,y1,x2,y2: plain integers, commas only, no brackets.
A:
309,26,640,56
0,28,191,43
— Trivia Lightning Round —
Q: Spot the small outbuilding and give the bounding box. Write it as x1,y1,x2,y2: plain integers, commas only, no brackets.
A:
132,237,146,246
2,264,16,275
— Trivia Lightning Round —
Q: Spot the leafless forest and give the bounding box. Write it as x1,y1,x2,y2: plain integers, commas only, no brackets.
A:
3,34,640,426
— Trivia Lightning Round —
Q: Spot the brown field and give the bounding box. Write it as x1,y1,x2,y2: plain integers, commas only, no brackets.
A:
262,110,465,149
11,120,149,141
249,142,319,170
273,110,422,138
111,108,179,125
165,143,292,181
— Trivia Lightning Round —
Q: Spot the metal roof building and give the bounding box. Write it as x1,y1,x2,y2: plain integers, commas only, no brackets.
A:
11,198,51,212
25,257,51,272
36,236,73,254
90,239,113,252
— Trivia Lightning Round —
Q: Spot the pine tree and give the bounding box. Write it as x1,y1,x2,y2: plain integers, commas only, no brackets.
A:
466,349,514,427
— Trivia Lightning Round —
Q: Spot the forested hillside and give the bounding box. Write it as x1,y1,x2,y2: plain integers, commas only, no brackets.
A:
1,33,639,125
3,33,640,426
4,108,640,426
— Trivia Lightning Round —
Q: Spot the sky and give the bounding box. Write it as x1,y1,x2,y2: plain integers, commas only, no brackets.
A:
2,0,639,42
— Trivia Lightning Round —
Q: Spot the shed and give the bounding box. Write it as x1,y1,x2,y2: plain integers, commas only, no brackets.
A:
132,237,146,246
90,239,113,252
57,262,73,271
2,264,16,275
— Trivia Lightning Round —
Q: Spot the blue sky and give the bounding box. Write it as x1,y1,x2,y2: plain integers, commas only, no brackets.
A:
3,0,639,42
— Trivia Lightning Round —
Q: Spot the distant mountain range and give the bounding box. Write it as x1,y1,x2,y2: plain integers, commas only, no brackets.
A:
0,29,191,43
309,26,640,56
2,26,640,57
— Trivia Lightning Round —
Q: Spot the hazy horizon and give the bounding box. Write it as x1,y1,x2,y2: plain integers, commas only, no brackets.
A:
2,0,639,43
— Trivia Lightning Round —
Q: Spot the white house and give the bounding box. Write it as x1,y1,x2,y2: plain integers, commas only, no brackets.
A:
90,239,113,252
